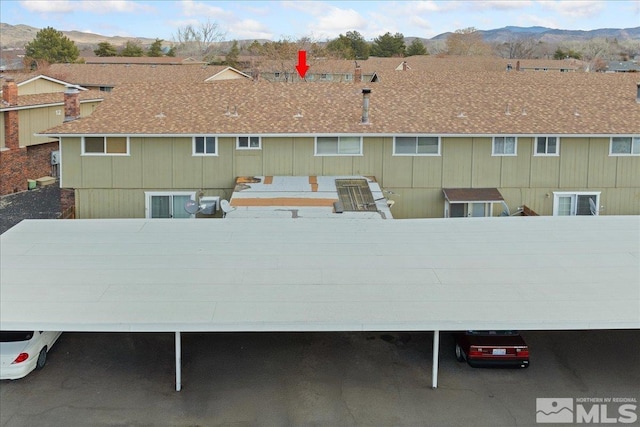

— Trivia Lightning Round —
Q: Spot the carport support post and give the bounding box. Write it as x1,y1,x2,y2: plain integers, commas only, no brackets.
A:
175,331,182,392
432,330,439,389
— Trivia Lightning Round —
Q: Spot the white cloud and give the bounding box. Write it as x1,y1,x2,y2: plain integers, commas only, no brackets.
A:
409,15,432,31
537,0,605,18
280,1,367,39
20,0,153,14
229,19,273,40
468,0,533,11
180,0,233,19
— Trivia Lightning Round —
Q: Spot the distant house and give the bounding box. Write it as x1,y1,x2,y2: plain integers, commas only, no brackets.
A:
0,74,105,194
605,61,640,73
40,60,640,219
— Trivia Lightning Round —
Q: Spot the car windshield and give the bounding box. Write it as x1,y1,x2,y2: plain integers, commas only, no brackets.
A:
0,331,35,342
466,330,518,336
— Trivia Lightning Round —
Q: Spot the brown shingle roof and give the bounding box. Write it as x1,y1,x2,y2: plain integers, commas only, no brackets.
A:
46,63,235,87
42,70,640,136
1,89,107,110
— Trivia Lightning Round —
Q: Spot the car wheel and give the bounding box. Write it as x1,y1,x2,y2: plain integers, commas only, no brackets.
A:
36,347,47,370
455,343,465,362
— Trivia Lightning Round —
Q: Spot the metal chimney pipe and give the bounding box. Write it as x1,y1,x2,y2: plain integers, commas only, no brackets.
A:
361,88,371,124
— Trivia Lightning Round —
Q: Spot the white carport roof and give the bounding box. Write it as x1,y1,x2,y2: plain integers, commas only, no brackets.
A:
1,216,638,332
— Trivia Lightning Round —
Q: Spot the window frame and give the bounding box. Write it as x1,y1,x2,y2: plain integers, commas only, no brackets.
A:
393,136,441,156
552,191,601,216
144,191,197,219
236,136,261,150
492,136,518,156
314,136,363,156
609,136,640,156
534,136,559,156
192,136,218,156
81,136,130,156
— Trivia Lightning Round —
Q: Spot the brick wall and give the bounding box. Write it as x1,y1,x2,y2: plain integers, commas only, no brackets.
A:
0,147,28,194
27,141,59,179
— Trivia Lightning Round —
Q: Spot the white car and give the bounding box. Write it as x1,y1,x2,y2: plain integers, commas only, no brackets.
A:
0,331,62,380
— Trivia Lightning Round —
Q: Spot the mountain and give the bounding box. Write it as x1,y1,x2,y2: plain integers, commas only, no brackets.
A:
431,26,640,42
0,23,159,49
1,23,639,51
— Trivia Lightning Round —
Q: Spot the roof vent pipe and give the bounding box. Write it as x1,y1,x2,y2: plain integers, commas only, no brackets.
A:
636,82,640,103
361,88,371,124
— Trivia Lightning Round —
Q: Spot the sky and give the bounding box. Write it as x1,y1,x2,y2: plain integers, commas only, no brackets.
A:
1,0,639,42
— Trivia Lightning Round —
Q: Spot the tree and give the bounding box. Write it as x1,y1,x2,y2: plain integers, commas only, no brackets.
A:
445,27,491,56
94,41,117,57
147,39,164,57
173,19,226,60
327,31,369,59
166,46,176,57
248,40,263,56
371,32,405,57
25,26,79,64
553,47,582,60
406,39,427,56
120,40,144,57
225,40,240,67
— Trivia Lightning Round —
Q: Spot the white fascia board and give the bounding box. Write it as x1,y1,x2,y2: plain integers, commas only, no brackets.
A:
38,132,640,138
2,98,105,113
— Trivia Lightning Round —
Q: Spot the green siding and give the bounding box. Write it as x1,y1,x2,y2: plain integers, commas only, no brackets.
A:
263,138,293,175
142,138,173,188
530,155,560,187
587,138,617,187
559,138,589,187
19,79,66,95
293,138,322,176
472,137,501,187
62,134,640,219
442,138,473,188
501,137,532,188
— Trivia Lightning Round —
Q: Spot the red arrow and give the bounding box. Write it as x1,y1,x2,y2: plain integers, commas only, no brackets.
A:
295,50,309,79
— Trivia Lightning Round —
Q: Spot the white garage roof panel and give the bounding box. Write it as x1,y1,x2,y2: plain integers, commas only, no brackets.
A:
1,216,638,332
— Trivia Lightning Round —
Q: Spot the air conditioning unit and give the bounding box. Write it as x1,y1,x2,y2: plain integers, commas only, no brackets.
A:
199,196,220,215
51,151,60,165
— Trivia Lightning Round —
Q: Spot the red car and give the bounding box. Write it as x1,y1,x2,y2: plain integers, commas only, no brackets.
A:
454,330,529,368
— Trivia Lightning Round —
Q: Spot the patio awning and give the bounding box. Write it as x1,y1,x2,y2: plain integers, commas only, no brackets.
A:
442,188,504,203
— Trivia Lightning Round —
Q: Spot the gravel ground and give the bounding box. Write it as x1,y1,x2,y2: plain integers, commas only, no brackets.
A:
0,183,61,235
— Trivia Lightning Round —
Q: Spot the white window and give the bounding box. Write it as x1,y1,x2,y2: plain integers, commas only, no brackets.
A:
193,136,217,156
315,136,362,156
145,192,196,219
394,136,440,155
492,136,517,156
237,136,261,149
610,136,640,155
535,136,559,156
82,136,129,155
553,192,600,216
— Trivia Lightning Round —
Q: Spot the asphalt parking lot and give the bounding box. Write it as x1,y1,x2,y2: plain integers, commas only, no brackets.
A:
0,183,61,235
1,329,638,426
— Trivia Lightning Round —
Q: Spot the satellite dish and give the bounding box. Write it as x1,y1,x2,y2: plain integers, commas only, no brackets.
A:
184,199,199,214
220,199,235,218
589,198,597,215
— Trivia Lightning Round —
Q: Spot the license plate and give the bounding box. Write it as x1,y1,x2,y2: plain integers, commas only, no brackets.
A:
492,348,507,355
